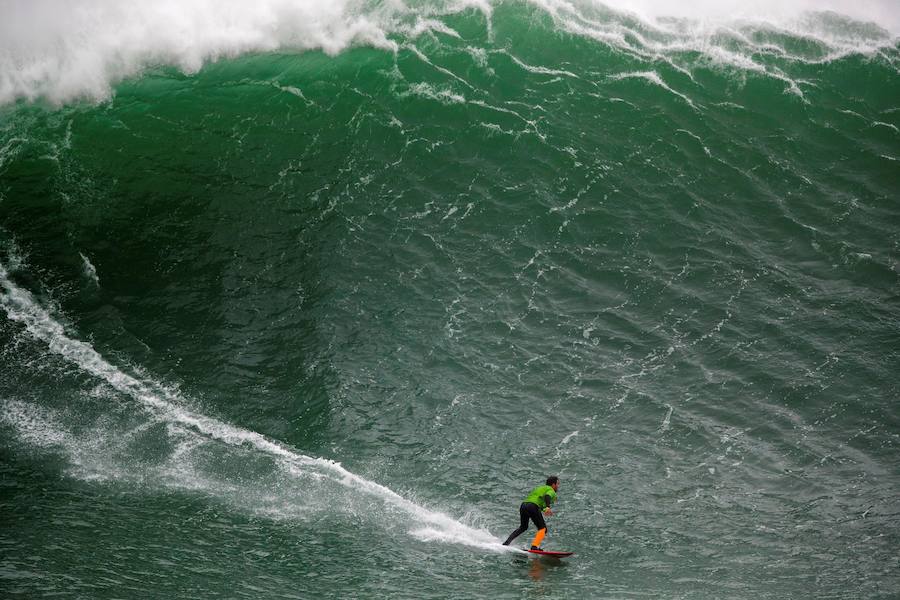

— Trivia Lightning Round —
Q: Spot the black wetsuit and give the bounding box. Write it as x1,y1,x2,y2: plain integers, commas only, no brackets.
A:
502,502,547,546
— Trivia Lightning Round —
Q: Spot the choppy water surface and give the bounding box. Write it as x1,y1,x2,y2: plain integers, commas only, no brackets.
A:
1,1,898,598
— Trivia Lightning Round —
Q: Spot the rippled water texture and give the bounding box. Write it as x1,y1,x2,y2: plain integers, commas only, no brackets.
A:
1,1,898,598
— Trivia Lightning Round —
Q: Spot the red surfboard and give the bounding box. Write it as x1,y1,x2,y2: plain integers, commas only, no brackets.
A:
527,549,574,558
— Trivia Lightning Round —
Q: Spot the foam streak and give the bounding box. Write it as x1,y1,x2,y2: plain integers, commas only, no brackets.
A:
0,260,500,549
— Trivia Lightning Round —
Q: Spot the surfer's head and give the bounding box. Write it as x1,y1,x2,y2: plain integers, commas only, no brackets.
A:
546,476,559,490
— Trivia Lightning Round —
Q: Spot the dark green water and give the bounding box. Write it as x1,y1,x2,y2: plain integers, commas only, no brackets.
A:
1,2,899,598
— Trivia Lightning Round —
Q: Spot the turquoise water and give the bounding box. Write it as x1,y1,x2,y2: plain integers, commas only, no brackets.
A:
1,2,899,598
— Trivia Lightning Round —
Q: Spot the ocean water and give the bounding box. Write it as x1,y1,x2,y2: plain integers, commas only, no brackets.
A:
1,1,898,598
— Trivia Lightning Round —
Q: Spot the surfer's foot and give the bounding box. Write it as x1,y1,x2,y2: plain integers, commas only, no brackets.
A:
530,546,543,551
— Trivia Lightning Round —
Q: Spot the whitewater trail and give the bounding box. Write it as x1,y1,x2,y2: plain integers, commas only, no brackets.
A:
0,259,504,552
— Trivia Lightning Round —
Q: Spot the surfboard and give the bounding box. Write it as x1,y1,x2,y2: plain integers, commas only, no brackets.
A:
527,549,574,558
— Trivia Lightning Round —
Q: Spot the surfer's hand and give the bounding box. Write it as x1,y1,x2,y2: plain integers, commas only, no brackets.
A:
544,508,553,516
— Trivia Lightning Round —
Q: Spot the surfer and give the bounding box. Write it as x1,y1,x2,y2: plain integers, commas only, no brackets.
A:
501,476,560,550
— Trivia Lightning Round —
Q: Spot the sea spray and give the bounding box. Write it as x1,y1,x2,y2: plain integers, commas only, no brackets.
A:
0,259,500,549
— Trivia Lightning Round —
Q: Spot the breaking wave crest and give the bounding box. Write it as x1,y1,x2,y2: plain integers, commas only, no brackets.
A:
0,0,896,105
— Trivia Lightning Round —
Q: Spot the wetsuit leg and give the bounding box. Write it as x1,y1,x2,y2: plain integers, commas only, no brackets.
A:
502,503,532,545
503,503,546,546
527,503,547,531
525,503,548,548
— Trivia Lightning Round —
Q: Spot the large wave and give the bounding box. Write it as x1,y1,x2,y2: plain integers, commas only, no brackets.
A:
0,0,896,106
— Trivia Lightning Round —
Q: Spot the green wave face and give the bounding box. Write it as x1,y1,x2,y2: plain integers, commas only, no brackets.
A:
1,2,898,598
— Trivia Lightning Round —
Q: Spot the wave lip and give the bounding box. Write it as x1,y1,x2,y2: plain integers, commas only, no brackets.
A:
1,0,898,107
0,0,401,105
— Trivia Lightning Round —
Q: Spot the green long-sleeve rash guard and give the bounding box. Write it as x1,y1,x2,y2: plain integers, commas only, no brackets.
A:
523,485,557,511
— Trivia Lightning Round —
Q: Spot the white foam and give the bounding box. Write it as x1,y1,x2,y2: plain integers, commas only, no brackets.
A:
561,430,579,445
409,526,512,552
659,403,673,431
0,0,399,105
0,259,497,546
608,70,697,108
871,121,900,133
530,0,894,99
0,398,69,448
405,17,463,40
406,82,467,105
603,0,899,29
502,51,580,79
1,0,895,107
79,252,99,286
405,43,475,90
0,398,136,481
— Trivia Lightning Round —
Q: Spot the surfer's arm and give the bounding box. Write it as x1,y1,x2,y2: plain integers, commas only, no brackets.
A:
543,495,554,514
